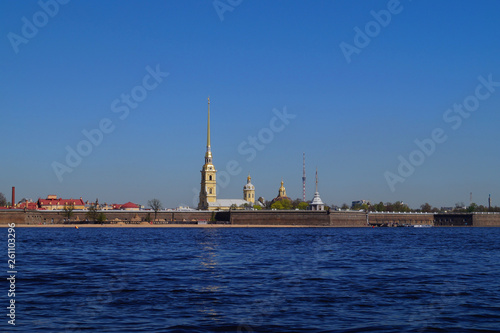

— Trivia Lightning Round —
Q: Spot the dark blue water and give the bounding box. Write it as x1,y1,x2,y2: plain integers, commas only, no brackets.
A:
3,227,500,332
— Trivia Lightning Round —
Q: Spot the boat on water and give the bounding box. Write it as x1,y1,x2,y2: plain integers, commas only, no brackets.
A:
413,224,432,228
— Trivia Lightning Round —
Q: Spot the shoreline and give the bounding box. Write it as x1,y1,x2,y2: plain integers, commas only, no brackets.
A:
4,223,338,228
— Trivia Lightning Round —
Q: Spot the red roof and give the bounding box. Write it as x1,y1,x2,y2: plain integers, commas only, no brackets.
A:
121,202,139,209
18,202,38,210
38,197,85,207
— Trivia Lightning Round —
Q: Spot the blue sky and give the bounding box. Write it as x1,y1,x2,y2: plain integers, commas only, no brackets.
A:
1,0,499,209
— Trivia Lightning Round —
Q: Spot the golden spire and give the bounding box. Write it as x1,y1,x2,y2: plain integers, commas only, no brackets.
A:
207,97,211,149
205,97,212,161
279,179,286,197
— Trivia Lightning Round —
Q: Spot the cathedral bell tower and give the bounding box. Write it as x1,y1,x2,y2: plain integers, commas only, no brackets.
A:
198,97,217,210
243,173,255,204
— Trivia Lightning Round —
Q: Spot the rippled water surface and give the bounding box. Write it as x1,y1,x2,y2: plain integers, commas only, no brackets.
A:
4,227,500,332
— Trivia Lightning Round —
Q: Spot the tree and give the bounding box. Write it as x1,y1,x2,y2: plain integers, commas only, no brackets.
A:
341,203,349,210
271,199,292,210
373,202,385,212
420,203,433,213
253,204,262,210
351,203,362,211
297,202,309,210
63,203,74,221
467,203,478,213
148,198,163,221
242,203,252,209
0,193,7,207
97,212,107,223
388,201,410,212
86,204,99,221
291,199,302,208
271,201,284,210
282,199,293,210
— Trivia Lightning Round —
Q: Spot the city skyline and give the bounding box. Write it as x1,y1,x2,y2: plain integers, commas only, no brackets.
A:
1,1,500,209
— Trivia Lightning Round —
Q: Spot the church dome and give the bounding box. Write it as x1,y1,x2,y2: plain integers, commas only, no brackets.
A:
271,179,292,204
243,174,255,190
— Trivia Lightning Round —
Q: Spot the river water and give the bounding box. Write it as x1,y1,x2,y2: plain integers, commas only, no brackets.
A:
3,226,500,332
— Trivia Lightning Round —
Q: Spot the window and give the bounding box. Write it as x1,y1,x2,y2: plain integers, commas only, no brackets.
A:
209,175,212,181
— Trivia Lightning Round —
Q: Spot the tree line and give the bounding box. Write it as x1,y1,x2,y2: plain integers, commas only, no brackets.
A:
345,201,500,213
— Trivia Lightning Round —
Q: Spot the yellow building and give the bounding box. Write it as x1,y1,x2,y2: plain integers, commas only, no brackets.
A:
198,97,218,210
37,195,86,210
198,98,253,211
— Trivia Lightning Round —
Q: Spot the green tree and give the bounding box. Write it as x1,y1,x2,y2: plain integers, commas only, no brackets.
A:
467,203,478,213
372,202,384,212
271,201,283,210
341,203,349,210
271,199,292,210
0,193,7,207
253,204,262,210
282,199,293,210
86,204,99,221
388,201,410,212
63,203,74,221
148,198,163,221
97,212,107,223
477,204,487,212
420,203,433,213
351,204,361,210
297,202,309,210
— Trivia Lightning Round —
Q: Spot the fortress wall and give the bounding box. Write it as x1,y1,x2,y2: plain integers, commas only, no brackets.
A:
329,211,368,227
0,210,27,224
2,210,500,226
472,213,500,227
434,213,473,226
230,210,330,226
0,210,214,225
368,213,434,226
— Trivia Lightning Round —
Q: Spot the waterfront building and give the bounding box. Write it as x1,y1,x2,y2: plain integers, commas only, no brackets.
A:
17,199,38,210
37,195,86,210
309,168,325,211
198,98,253,211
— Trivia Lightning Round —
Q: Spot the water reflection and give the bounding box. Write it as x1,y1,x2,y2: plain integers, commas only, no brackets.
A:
195,229,224,321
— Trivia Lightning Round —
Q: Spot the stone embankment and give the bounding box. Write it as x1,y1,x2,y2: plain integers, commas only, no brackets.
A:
1,210,499,227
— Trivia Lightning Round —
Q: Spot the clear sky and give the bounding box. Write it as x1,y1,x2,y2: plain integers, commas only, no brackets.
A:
1,0,499,209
